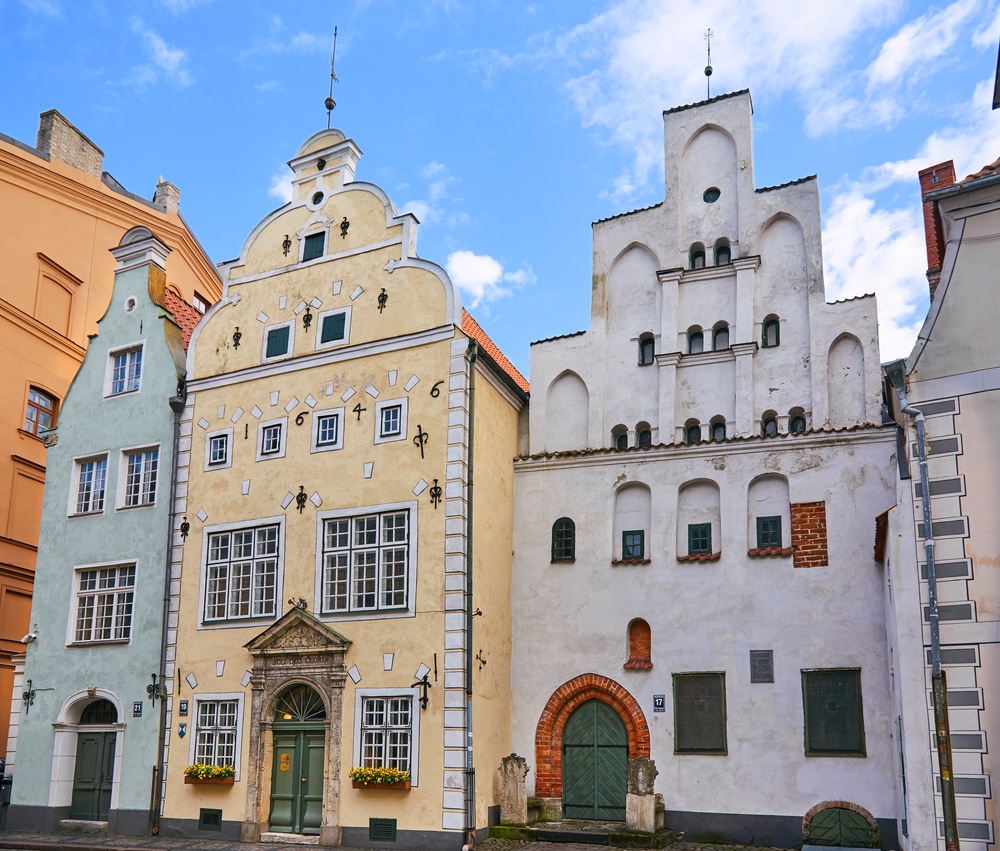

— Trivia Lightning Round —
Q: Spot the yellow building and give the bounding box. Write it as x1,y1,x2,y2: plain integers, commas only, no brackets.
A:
159,128,526,846
0,111,221,754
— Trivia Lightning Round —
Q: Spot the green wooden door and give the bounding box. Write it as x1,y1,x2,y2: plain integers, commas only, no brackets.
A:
562,700,627,820
805,807,879,847
269,728,324,834
70,731,115,820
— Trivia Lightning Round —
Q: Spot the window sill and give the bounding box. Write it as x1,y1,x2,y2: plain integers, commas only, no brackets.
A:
69,511,105,519
184,776,235,786
550,559,576,565
105,390,140,399
70,639,131,647
611,558,651,566
676,551,721,563
352,780,411,790
623,659,653,670
748,547,792,558
116,503,155,511
17,428,45,443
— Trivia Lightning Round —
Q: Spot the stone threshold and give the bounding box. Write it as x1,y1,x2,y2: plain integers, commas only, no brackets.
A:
57,820,108,834
260,832,319,845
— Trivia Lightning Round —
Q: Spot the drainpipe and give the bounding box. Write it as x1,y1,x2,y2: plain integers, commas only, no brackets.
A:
463,341,478,850
884,360,959,851
150,384,186,834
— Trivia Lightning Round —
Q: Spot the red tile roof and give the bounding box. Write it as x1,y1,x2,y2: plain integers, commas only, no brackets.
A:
164,287,203,352
461,309,529,394
962,156,1000,185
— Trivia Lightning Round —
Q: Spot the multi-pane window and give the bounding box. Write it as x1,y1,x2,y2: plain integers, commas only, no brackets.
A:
110,346,143,395
261,423,282,455
322,511,409,614
802,669,866,756
204,525,279,622
317,414,339,446
674,672,727,753
195,700,239,767
551,517,575,562
209,433,229,465
380,405,402,437
361,696,412,771
265,325,291,359
123,449,158,507
74,564,135,642
756,516,782,548
25,387,57,435
622,530,645,560
74,456,108,514
688,522,712,554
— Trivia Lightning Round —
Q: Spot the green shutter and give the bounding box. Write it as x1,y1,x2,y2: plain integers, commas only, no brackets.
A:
673,673,726,753
321,312,346,343
266,326,290,358
303,232,325,261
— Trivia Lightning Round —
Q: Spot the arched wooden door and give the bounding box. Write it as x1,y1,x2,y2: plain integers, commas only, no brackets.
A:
70,699,117,821
562,699,627,820
269,685,326,835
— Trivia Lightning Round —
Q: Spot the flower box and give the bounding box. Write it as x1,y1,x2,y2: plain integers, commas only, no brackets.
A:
352,780,411,790
185,775,235,785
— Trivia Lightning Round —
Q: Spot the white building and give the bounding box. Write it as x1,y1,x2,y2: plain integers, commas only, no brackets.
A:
510,91,912,848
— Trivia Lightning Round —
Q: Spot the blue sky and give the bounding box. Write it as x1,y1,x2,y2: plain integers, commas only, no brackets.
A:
4,0,1000,377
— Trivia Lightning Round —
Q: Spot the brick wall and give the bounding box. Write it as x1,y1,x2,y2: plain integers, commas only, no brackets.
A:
624,619,652,669
918,161,956,301
790,501,828,568
36,110,104,178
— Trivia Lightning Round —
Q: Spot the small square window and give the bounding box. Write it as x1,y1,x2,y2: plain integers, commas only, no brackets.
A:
265,325,291,359
381,406,401,436
622,530,645,560
303,232,325,261
310,408,345,453
315,307,352,350
256,418,287,461
25,387,58,435
374,398,408,445
107,345,143,396
204,428,233,470
322,313,345,343
756,516,782,548
688,523,712,554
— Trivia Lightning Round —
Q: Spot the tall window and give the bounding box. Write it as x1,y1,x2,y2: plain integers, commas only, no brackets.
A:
123,448,158,507
802,669,865,756
688,330,704,354
322,510,410,614
109,346,143,395
551,517,575,562
762,415,779,437
637,428,652,447
209,433,229,465
685,422,702,444
710,418,726,442
25,387,57,435
204,525,280,622
74,564,135,642
638,335,655,366
361,696,412,771
673,673,727,753
195,700,239,767
762,316,780,348
713,324,730,350
74,456,108,514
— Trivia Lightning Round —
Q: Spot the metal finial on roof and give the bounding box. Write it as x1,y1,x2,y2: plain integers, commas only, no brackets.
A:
704,28,714,99
325,26,338,129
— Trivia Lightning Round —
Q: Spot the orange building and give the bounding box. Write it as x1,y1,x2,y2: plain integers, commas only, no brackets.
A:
0,110,222,751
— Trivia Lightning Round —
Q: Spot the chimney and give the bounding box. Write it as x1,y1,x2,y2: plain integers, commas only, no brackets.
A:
35,110,104,178
154,179,181,214
918,161,956,300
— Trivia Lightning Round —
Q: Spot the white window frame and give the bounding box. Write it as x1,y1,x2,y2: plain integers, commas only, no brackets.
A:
256,417,288,461
261,320,295,363
373,397,408,445
315,501,417,619
311,407,345,454
198,516,285,628
117,444,160,509
104,341,145,397
314,306,352,351
188,693,245,781
69,452,110,516
204,428,234,471
67,560,137,646
352,687,420,786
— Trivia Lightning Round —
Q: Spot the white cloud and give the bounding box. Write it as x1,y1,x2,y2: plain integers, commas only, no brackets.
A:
129,19,193,88
268,168,293,204
400,162,459,225
972,0,1000,46
446,250,534,308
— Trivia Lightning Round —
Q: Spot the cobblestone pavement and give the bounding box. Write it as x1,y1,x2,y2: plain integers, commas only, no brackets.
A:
0,835,796,851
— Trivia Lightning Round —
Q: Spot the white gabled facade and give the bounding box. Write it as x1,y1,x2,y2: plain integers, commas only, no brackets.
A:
511,91,911,848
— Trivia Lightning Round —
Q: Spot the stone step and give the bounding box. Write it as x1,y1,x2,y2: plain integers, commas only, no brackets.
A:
57,820,108,834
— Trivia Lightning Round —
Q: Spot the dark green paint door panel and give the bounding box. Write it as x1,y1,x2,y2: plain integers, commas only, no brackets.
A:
269,727,325,835
70,731,114,820
562,700,627,820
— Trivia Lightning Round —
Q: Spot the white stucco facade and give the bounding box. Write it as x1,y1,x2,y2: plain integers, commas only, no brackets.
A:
511,91,906,848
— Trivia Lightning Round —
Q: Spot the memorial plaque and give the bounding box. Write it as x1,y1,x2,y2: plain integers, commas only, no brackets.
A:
750,650,774,683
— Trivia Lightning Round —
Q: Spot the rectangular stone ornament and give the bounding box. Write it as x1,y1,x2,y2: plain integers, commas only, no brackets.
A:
750,650,774,683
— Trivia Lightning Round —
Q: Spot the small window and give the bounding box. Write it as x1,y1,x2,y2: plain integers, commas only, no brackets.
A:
192,292,208,314
72,455,108,515
715,245,731,265
194,698,241,772
108,345,143,395
802,669,865,756
688,331,704,354
73,563,135,642
209,434,228,465
762,317,780,348
789,408,806,434
360,695,413,772
121,448,158,507
688,522,712,555
256,418,287,461
637,429,652,447
551,517,575,562
691,250,705,270
638,335,655,366
756,516,782,548
703,188,721,204
622,530,645,560
674,672,727,753
25,387,57,435
616,433,628,450
317,414,339,445
302,232,325,261
685,423,702,445
713,324,729,350
374,398,408,444
264,324,292,359
711,420,726,442
322,312,345,343
762,416,778,438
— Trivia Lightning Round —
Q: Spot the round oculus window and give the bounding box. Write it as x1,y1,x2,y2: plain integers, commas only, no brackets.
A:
311,191,324,206
124,297,138,314
703,187,721,203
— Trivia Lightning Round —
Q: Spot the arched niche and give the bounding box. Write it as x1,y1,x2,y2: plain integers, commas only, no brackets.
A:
676,479,721,558
827,334,865,427
747,474,790,551
546,371,590,451
613,482,652,561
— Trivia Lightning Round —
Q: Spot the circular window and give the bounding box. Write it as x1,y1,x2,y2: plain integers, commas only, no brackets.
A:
703,187,721,203
311,191,324,206
124,297,137,314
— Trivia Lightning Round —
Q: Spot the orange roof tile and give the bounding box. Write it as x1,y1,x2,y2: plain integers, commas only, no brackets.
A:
164,287,203,353
962,156,1000,184
461,309,529,394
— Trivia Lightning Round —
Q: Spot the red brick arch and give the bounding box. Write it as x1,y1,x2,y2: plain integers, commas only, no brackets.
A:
534,673,650,797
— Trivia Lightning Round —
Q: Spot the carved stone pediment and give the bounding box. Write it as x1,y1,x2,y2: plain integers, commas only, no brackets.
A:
245,607,351,657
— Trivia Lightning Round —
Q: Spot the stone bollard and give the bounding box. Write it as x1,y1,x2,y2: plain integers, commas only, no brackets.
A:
499,753,530,824
625,756,658,833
